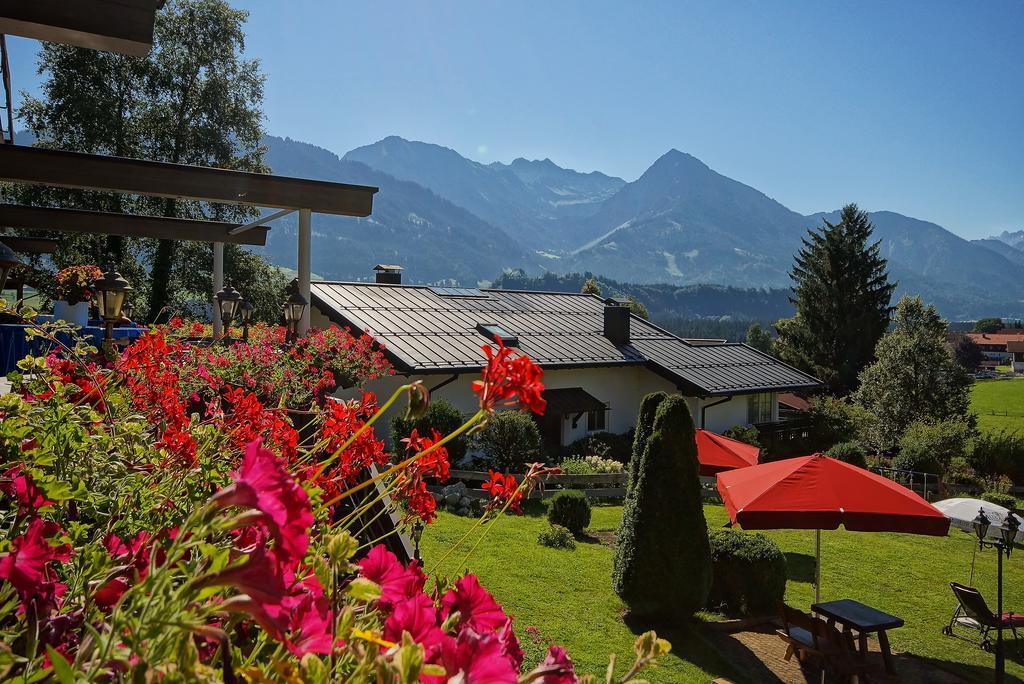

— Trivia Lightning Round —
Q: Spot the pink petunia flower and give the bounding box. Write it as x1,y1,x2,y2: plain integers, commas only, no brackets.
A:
440,575,508,633
0,518,70,609
383,593,446,652
1,466,53,515
357,545,426,610
538,645,579,683
435,629,518,684
211,439,313,564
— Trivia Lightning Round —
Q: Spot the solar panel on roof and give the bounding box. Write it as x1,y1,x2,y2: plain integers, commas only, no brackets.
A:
429,286,490,299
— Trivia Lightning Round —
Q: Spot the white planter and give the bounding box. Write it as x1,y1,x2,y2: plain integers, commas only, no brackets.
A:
53,301,89,327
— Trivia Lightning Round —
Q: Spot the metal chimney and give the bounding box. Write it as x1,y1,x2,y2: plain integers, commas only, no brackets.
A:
603,298,631,346
373,264,403,284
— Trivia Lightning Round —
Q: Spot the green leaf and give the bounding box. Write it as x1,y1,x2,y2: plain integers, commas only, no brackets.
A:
44,645,75,684
345,577,381,602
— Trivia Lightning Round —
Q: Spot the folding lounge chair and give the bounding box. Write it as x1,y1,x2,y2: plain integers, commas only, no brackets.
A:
944,582,1024,654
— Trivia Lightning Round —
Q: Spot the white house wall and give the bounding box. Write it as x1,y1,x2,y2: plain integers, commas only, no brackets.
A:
334,363,777,447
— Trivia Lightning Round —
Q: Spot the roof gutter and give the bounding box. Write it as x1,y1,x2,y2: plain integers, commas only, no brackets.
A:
700,395,732,429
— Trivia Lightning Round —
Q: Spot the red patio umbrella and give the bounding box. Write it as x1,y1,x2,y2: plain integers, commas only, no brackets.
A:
716,454,950,601
695,428,760,476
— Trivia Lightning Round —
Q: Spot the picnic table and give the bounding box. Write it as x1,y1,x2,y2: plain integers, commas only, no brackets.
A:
812,598,904,673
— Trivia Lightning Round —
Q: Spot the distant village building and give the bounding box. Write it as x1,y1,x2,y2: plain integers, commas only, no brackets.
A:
958,331,1024,369
309,268,820,448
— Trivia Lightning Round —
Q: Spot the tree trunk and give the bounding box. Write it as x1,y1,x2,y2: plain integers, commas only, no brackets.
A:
147,197,177,319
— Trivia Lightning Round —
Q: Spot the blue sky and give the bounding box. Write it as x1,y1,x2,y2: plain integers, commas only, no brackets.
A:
7,1,1022,239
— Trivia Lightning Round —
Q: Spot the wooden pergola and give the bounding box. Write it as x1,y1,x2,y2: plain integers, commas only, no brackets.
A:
0,3,378,334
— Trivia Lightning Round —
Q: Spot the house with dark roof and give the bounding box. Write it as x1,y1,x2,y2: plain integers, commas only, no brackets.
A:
309,271,820,447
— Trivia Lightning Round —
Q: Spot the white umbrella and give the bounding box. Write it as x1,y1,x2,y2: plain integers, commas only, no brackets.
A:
933,497,1022,584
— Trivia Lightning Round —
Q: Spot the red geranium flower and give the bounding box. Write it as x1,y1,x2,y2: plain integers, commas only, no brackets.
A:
472,339,546,415
211,439,313,564
481,471,524,515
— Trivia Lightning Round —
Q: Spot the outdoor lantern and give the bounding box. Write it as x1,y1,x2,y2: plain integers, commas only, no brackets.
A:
1001,513,1019,553
215,283,242,339
121,300,134,321
93,265,132,343
973,508,991,542
283,290,308,340
0,240,21,294
412,520,425,561
238,299,255,341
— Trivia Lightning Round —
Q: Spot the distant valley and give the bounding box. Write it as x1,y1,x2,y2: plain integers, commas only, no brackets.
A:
257,134,1024,320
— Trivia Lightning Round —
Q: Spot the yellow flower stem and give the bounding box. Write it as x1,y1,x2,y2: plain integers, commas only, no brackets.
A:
311,383,414,481
317,409,485,513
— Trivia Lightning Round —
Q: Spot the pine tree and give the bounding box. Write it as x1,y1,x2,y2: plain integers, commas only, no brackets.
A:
625,392,667,494
775,204,896,395
745,323,773,354
613,395,711,618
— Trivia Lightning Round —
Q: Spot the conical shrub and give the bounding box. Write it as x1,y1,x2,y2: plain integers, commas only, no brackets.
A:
626,391,667,495
612,394,711,618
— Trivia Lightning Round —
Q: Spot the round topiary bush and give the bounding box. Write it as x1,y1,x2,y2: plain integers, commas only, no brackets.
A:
538,524,576,550
825,440,867,468
548,489,592,534
707,530,787,617
470,409,543,471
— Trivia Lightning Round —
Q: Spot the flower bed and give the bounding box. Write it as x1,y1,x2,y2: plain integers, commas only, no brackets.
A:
0,306,669,682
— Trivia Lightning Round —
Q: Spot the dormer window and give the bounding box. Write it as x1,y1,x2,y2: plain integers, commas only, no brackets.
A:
476,323,518,347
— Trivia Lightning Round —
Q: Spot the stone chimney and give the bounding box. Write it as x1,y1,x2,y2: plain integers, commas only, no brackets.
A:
373,264,403,284
603,298,631,346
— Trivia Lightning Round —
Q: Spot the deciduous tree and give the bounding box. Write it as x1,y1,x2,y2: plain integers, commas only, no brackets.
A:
853,296,974,451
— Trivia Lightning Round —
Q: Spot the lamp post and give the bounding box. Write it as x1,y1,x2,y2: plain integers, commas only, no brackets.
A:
214,283,242,343
411,520,424,562
238,299,255,342
973,507,1020,683
283,291,307,342
121,300,134,322
0,241,21,295
93,266,132,345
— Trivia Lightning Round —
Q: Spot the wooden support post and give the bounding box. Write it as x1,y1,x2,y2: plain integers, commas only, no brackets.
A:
212,242,224,336
297,209,311,336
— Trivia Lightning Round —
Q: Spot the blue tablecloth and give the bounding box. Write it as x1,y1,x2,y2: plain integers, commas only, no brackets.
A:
0,324,147,375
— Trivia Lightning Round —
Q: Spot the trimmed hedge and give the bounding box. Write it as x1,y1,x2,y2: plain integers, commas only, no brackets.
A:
613,394,711,618
707,530,787,616
548,490,592,534
981,491,1017,511
626,392,668,495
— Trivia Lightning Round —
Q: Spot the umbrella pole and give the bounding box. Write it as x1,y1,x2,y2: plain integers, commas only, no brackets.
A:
815,529,821,604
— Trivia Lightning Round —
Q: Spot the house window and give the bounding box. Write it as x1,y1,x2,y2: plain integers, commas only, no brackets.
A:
747,394,773,424
587,404,608,431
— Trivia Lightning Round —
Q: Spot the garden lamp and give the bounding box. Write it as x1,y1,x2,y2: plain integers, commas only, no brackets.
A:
121,299,134,321
283,290,307,341
215,283,242,341
973,506,1017,683
0,240,21,294
93,265,132,343
412,520,424,561
973,508,991,542
238,299,255,342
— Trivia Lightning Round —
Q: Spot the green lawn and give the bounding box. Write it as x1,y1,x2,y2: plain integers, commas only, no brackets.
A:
972,378,1024,434
422,502,1022,683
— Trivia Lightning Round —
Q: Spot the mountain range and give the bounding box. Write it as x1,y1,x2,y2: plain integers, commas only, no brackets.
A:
258,134,1024,319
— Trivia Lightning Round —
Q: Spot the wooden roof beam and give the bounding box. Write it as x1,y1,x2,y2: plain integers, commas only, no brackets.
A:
0,145,378,216
0,236,59,254
0,0,161,57
0,204,269,246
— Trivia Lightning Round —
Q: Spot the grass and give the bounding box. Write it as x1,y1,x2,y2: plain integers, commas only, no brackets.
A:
972,378,1024,434
422,501,1024,683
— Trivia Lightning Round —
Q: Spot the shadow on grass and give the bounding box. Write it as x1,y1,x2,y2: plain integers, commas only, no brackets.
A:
622,613,749,682
784,552,816,583
521,499,547,517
